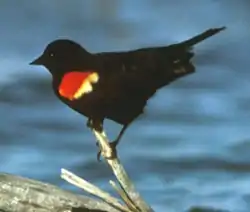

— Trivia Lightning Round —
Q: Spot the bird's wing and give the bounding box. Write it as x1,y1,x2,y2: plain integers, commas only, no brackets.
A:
96,27,225,73
95,27,226,99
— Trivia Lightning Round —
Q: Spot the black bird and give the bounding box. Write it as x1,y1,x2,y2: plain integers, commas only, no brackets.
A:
30,27,225,159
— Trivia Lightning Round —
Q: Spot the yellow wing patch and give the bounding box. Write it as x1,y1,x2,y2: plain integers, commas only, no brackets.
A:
73,72,99,99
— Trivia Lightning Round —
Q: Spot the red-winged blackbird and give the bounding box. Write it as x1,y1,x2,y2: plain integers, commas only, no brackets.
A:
30,27,225,159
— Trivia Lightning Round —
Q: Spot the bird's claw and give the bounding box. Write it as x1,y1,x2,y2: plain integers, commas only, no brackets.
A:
96,140,118,162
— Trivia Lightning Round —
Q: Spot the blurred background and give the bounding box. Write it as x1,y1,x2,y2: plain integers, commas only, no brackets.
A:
0,0,250,211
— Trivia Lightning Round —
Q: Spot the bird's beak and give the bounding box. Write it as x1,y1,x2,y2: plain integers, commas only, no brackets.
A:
29,55,44,65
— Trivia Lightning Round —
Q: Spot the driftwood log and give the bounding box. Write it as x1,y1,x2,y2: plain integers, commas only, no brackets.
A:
0,172,117,212
0,130,154,212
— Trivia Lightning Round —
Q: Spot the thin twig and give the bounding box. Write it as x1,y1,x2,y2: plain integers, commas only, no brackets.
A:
61,169,130,212
92,129,154,212
109,180,139,212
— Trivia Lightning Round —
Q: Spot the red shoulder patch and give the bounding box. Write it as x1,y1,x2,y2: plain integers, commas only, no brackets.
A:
59,71,99,100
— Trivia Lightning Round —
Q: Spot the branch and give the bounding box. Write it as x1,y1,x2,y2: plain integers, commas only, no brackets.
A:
92,129,154,212
62,129,154,212
61,169,129,212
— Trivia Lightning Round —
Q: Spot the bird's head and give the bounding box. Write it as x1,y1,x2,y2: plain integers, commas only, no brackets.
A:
30,39,91,76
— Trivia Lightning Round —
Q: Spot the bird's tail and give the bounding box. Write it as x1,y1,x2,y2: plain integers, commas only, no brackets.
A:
156,27,226,87
178,27,226,47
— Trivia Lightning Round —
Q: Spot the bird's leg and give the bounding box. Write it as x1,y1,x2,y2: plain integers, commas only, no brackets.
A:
110,124,129,151
87,118,100,147
86,119,105,160
86,118,103,131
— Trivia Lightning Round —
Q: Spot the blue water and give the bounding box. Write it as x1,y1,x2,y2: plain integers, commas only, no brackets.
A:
0,1,250,211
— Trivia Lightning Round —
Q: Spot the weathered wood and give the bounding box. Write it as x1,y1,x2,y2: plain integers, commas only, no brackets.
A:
0,173,119,212
91,130,154,212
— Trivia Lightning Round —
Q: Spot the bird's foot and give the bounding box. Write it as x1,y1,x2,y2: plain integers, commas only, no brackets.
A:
87,119,103,132
96,140,118,161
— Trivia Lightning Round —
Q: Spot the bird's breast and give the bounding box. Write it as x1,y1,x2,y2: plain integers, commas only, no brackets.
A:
58,71,99,100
